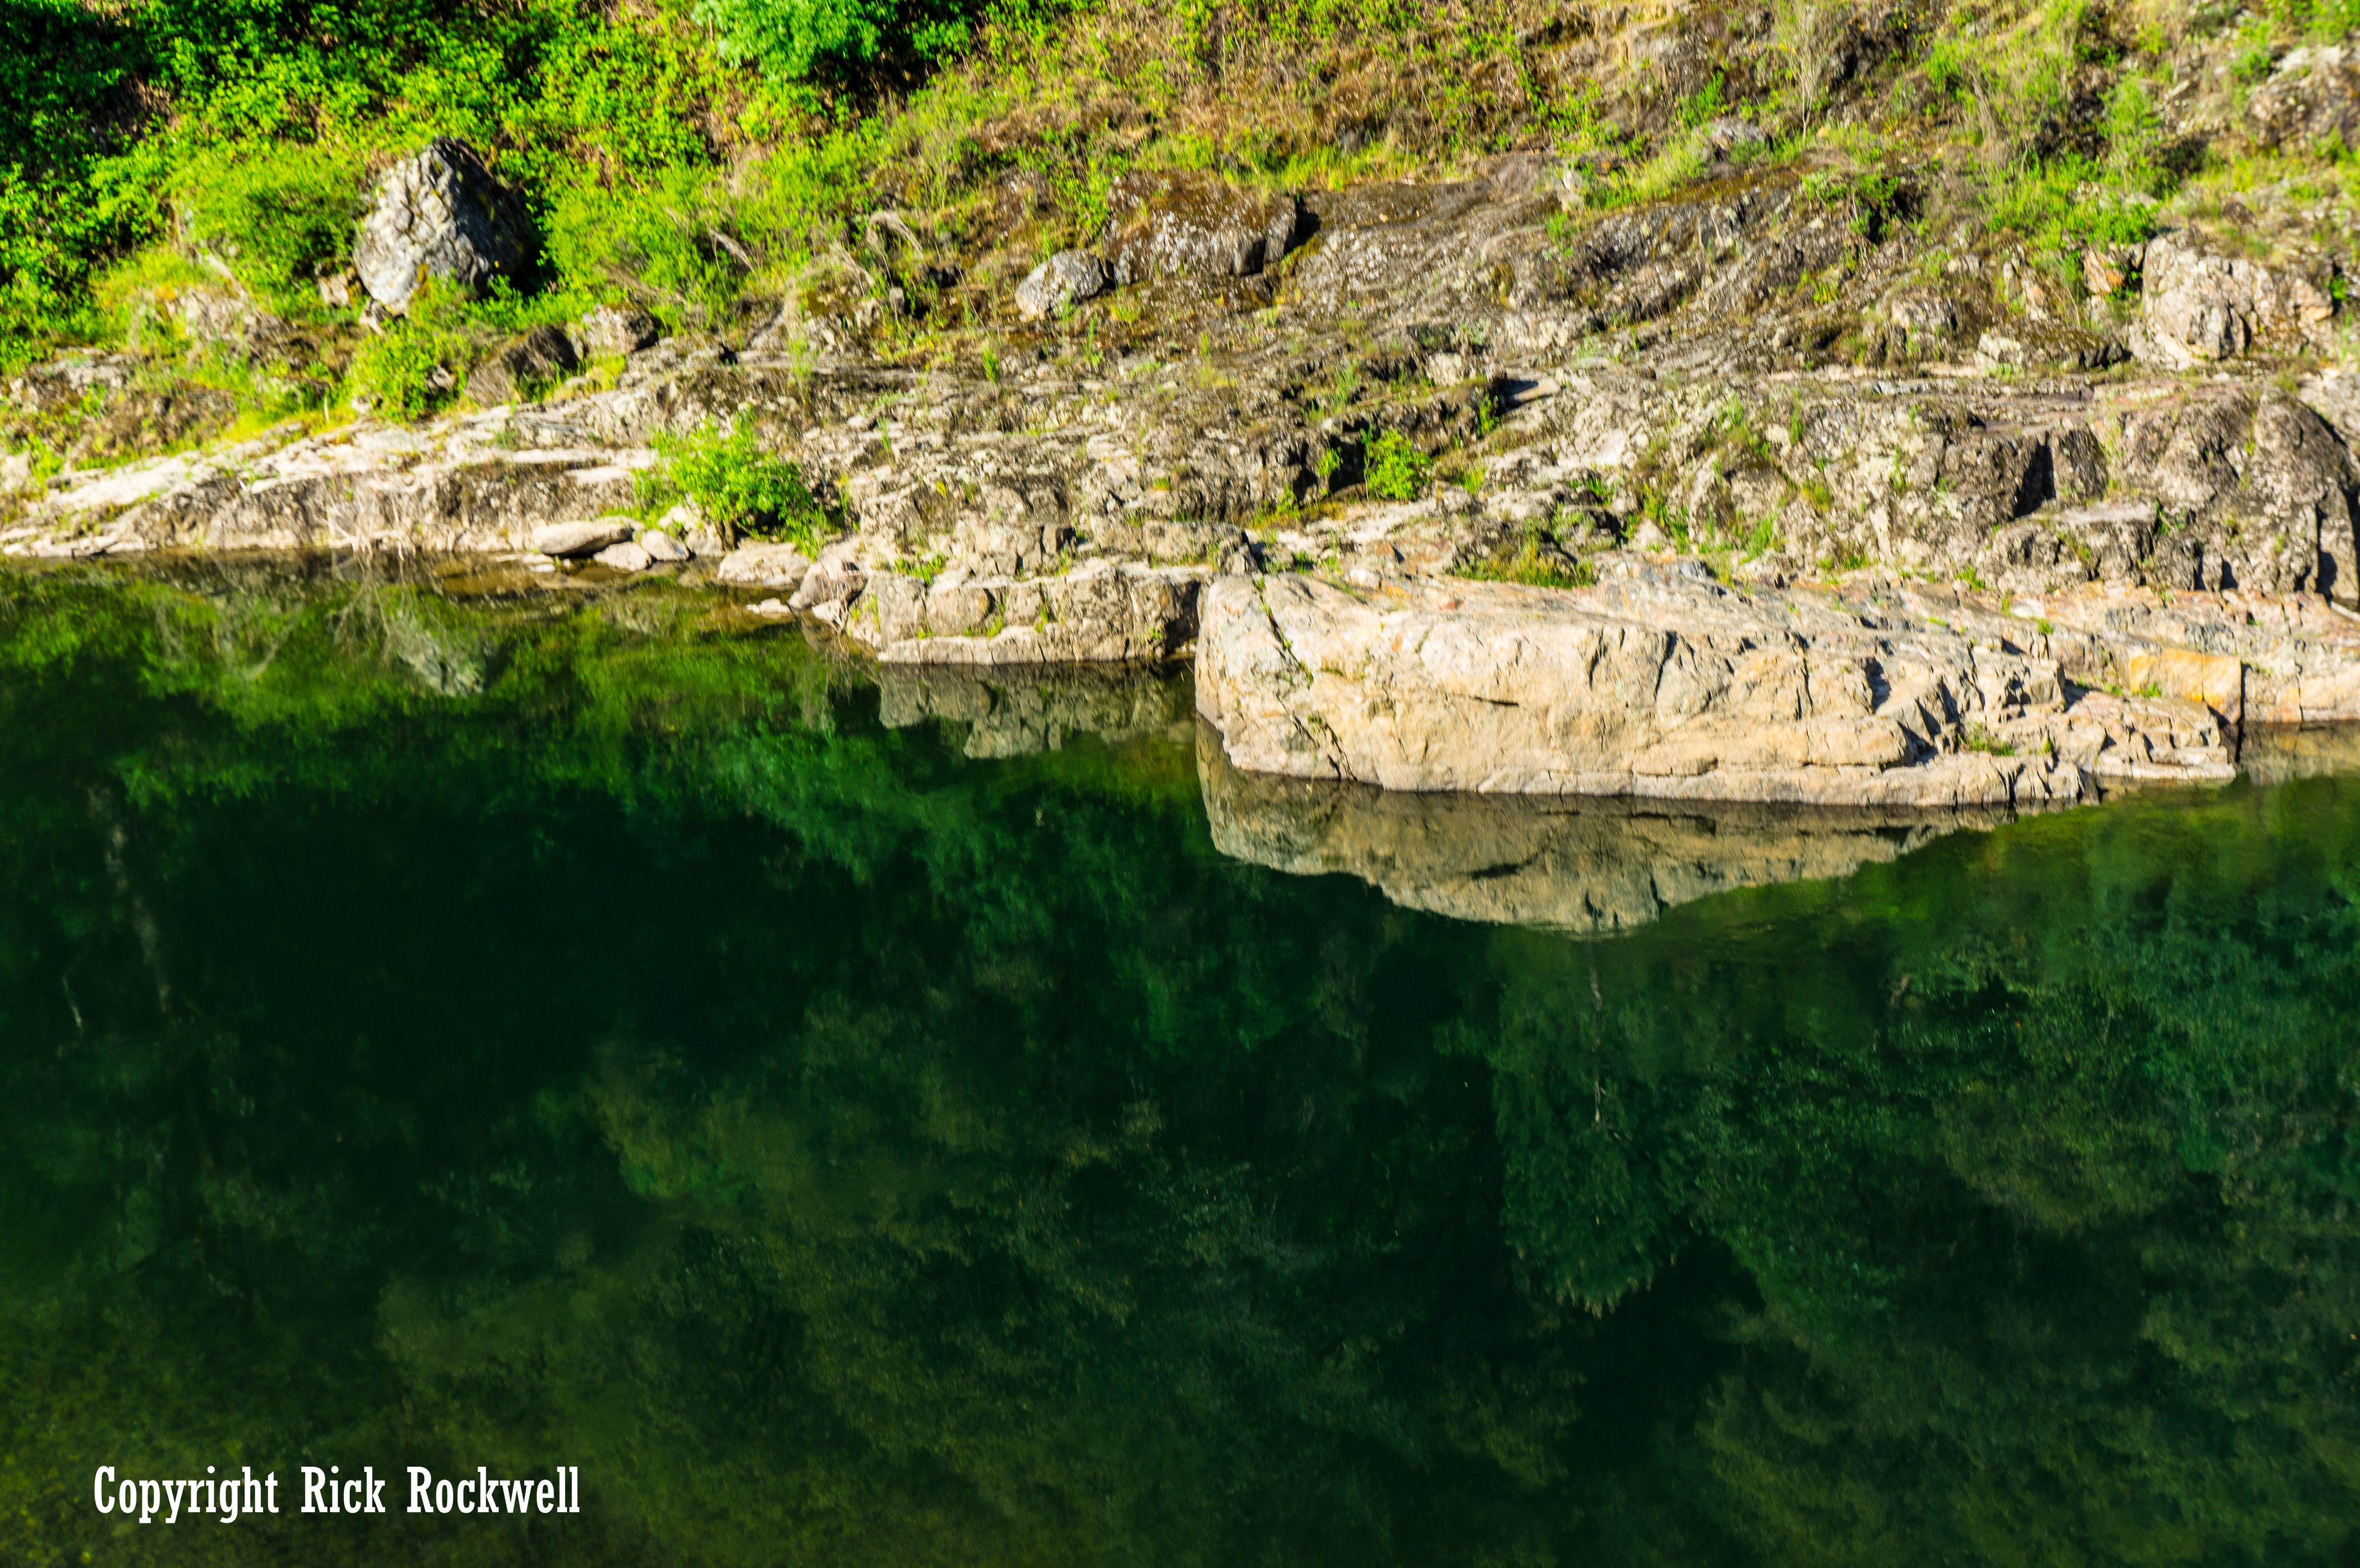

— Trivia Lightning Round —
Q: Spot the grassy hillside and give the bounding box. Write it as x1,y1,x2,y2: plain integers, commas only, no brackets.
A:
6,0,2360,431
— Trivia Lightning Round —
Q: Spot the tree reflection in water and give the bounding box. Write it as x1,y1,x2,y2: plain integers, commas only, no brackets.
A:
3,563,2358,1565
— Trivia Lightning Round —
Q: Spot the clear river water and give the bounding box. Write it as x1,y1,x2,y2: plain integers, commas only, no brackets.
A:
6,559,2360,1566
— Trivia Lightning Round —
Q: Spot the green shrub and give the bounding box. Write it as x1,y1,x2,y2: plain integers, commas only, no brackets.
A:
349,326,449,422
174,143,367,315
0,0,157,365
656,417,832,547
698,0,891,79
695,0,985,81
1364,429,1432,501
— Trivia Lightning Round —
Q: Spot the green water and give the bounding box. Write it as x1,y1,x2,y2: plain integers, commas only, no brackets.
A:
6,562,2360,1567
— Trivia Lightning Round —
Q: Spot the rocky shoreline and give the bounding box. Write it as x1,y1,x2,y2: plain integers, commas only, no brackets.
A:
13,147,2360,807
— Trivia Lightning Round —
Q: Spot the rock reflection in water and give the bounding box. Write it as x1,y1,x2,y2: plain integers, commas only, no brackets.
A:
1199,722,2016,932
2242,723,2360,785
874,661,1197,758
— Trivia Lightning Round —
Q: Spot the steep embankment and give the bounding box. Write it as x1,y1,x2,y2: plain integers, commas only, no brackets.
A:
10,0,2360,802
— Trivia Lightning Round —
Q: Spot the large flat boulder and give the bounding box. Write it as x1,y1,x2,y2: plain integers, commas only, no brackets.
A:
1195,568,2240,808
1106,172,1300,288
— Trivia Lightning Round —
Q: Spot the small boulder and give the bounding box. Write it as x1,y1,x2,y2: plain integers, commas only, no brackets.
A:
2247,46,2360,151
662,501,733,558
466,325,578,406
715,541,814,590
161,287,265,356
639,529,690,563
591,539,652,572
2082,245,2140,298
2131,233,2336,368
578,302,660,356
1106,172,1301,287
529,518,636,558
353,138,534,314
1016,251,1109,321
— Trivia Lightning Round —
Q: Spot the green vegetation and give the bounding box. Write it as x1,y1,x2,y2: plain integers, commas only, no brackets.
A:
647,415,834,545
7,0,2360,453
1362,428,1431,501
1455,521,1592,588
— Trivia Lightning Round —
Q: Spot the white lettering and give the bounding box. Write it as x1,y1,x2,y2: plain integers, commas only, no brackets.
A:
137,1479,159,1525
536,1479,554,1513
302,1466,327,1512
93,1467,114,1513
164,1479,186,1524
409,1466,432,1513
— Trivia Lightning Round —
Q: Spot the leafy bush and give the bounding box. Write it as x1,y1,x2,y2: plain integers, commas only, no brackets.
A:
350,327,449,422
174,143,367,315
1364,429,1432,502
0,0,157,364
655,417,832,547
695,0,986,82
697,0,893,79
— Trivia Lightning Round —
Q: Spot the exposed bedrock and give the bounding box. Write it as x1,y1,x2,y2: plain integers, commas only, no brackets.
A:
1193,565,2360,808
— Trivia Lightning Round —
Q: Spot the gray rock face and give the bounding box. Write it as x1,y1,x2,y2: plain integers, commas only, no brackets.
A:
1974,323,2125,372
714,541,813,589
353,139,533,314
1106,172,1300,288
1196,569,2247,808
1015,252,1108,321
529,518,637,558
591,539,652,571
2247,46,2360,151
638,528,690,563
1199,733,2012,933
837,559,1203,665
2131,233,2336,368
577,303,660,356
466,325,578,406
